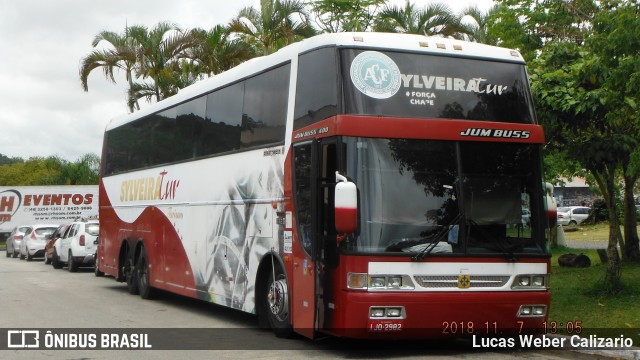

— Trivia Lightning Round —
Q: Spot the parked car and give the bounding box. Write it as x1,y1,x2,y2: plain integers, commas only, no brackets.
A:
44,224,70,265
19,224,59,261
52,219,99,272
5,225,30,258
557,206,591,226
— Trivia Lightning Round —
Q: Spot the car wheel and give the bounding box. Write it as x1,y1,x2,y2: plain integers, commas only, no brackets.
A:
263,263,292,338
52,249,63,269
136,247,155,299
5,248,10,258
12,249,18,258
68,251,78,272
569,220,577,226
26,251,33,262
94,251,104,277
19,251,25,260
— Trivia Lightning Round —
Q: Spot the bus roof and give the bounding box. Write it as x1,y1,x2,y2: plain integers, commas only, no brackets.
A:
105,32,525,131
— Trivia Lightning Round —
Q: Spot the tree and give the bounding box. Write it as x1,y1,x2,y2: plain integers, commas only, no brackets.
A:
0,154,99,186
310,0,386,32
530,1,640,291
458,4,501,45
489,0,597,62
374,1,461,38
590,1,640,261
129,22,198,102
229,0,315,55
79,25,144,112
186,25,255,78
0,154,24,166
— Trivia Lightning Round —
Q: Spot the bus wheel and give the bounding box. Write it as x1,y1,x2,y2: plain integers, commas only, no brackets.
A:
136,247,155,299
125,255,139,295
265,265,292,338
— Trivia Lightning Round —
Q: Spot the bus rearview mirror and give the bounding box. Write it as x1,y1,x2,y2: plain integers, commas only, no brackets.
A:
335,172,358,236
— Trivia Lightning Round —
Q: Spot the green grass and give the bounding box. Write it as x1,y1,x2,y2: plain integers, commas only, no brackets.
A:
561,222,613,242
549,246,640,342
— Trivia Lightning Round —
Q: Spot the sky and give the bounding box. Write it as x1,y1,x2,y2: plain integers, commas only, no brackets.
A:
0,0,494,161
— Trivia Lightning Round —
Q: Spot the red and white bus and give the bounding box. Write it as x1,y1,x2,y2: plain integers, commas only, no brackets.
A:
98,32,552,339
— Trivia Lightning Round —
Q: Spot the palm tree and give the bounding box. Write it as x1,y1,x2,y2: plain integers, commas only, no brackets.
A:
129,22,198,102
458,5,501,45
79,25,144,112
229,0,315,55
187,25,255,78
374,1,462,38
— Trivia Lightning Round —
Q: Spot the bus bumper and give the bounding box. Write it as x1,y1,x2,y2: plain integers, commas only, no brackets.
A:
327,290,550,339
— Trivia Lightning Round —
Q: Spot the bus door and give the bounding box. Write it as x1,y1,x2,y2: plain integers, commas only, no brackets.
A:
291,139,339,338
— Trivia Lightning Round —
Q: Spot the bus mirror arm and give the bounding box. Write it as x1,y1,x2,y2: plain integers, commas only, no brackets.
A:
334,171,358,239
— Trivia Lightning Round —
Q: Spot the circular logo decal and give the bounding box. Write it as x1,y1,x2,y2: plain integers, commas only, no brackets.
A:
350,51,401,99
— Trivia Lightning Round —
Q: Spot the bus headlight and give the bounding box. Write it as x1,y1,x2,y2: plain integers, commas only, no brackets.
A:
518,305,547,317
512,274,548,290
387,276,402,288
370,276,386,288
369,306,406,319
386,307,402,317
347,274,415,290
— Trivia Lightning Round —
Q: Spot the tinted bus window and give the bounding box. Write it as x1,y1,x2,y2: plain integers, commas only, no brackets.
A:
150,107,178,165
176,97,206,159
341,49,536,124
241,64,290,148
294,47,338,130
202,82,244,156
103,116,154,175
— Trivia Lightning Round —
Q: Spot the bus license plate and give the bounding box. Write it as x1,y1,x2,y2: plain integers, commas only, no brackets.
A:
367,320,403,332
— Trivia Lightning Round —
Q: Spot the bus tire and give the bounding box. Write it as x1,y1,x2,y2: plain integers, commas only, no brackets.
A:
264,263,292,338
136,247,155,299
125,255,139,295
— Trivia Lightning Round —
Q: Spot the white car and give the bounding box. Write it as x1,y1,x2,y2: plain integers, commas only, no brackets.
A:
52,219,99,272
5,225,30,258
19,224,59,261
557,206,591,226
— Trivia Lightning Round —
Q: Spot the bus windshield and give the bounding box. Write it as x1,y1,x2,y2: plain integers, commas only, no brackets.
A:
340,48,535,123
343,137,547,256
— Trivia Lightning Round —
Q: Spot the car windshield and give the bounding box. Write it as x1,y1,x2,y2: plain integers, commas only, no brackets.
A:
35,228,57,236
342,137,548,256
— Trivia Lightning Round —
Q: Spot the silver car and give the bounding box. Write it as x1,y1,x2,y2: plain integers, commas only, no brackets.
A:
5,225,30,258
19,224,58,261
557,206,591,226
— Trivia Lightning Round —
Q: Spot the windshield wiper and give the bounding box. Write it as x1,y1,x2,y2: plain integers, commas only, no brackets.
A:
412,213,463,262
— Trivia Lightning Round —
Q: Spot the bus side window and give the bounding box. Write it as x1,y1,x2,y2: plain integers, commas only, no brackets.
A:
241,64,290,149
202,82,244,156
294,47,338,131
